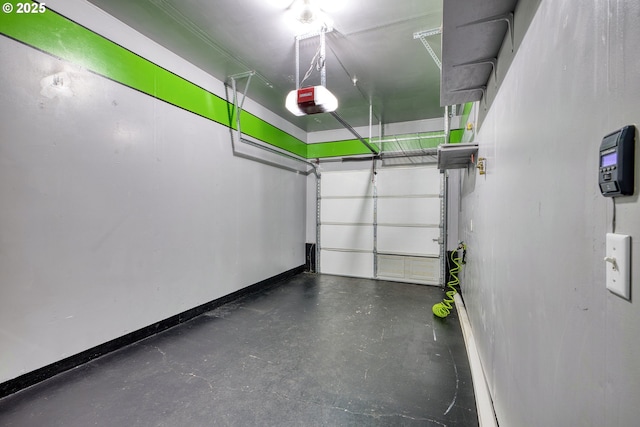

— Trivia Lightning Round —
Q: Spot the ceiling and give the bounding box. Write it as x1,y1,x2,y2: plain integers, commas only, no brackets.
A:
87,0,444,133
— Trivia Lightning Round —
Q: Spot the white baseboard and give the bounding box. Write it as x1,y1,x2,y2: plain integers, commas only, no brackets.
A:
454,293,498,427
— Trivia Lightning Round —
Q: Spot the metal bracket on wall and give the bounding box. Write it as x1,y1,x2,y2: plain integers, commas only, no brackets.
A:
228,71,317,174
414,28,459,141
457,12,514,53
449,86,487,110
453,58,498,88
229,70,255,130
413,28,442,70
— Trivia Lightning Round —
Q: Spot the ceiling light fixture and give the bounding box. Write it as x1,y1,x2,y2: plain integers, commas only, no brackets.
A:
292,0,320,24
284,0,332,34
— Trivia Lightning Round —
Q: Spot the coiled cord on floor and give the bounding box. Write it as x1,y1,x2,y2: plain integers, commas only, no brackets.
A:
432,246,464,318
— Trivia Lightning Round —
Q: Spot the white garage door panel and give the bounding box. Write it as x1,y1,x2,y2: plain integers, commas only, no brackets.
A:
320,250,373,278
321,170,373,197
321,225,373,251
377,197,440,225
319,166,442,284
377,226,439,256
377,167,440,196
405,256,440,283
377,255,440,284
321,198,374,224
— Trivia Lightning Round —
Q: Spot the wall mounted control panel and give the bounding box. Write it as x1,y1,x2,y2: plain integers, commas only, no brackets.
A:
599,125,635,197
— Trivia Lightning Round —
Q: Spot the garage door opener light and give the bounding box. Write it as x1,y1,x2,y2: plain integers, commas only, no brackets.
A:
285,25,338,116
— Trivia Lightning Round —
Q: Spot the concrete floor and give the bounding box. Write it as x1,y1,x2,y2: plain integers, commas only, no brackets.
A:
0,273,478,426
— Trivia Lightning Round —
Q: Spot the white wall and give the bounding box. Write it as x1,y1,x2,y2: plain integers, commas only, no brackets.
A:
458,0,640,425
0,1,305,383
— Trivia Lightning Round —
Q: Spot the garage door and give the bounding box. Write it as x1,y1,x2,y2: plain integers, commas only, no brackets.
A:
319,166,442,285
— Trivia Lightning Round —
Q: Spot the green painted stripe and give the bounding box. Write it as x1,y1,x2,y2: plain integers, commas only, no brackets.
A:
0,1,308,158
307,139,377,159
0,1,454,160
449,129,464,143
460,102,473,130
459,102,475,143
238,111,307,158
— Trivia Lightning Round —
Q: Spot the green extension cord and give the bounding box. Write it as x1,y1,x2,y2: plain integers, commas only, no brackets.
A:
432,245,465,318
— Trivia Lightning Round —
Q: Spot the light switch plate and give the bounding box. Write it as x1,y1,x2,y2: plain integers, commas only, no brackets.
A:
605,233,631,300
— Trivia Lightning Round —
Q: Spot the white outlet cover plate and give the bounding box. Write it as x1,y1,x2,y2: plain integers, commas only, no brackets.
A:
605,233,631,300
